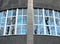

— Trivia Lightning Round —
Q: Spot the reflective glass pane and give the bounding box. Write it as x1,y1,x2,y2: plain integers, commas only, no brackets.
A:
1,18,6,26
34,9,38,15
11,17,16,24
49,18,54,25
39,25,44,35
22,25,27,34
39,17,44,24
0,27,4,35
45,9,49,16
34,16,38,24
8,10,16,16
23,16,27,24
8,10,13,16
18,9,22,15
6,26,10,34
17,16,23,24
34,25,38,34
49,10,53,17
7,17,11,25
46,26,50,35
10,26,15,34
17,25,21,34
56,27,60,35
55,11,59,18
13,10,16,16
50,26,55,35
0,12,3,18
59,12,60,18
45,17,49,25
39,9,43,16
23,9,27,15
55,19,60,26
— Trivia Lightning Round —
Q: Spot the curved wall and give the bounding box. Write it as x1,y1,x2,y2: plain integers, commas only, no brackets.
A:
0,0,60,11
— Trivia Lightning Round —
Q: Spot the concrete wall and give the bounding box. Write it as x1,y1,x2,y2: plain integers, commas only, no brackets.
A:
0,35,60,44
0,0,60,11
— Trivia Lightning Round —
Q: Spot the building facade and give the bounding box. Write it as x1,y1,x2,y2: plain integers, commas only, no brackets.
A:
0,0,60,44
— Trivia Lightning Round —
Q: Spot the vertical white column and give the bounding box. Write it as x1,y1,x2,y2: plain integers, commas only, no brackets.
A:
43,8,46,35
4,10,8,35
15,8,18,34
53,10,57,36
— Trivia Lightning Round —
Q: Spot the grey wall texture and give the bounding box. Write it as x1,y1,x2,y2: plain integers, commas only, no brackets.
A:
0,35,60,44
0,0,60,11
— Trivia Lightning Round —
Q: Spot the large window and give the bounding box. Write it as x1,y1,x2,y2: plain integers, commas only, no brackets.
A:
34,8,60,36
0,8,27,36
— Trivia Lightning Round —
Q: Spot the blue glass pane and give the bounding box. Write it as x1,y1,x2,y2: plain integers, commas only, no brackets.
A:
10,26,15,34
23,16,27,24
34,25,38,34
45,17,49,25
23,9,27,15
22,25,26,34
18,9,22,15
0,12,3,18
50,26,55,35
39,25,44,35
49,18,54,25
34,16,38,24
39,9,43,16
55,19,60,26
56,27,60,35
49,10,53,17
11,17,16,24
34,9,38,15
7,17,11,25
17,16,23,24
6,26,10,34
17,25,21,34
45,9,49,16
39,17,44,24
55,11,59,18
59,12,60,18
3,11,6,17
0,27,4,35
8,10,16,16
1,18,6,26
46,26,50,35
8,10,13,16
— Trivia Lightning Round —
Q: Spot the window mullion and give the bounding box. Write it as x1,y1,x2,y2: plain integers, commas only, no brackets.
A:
4,10,8,35
43,8,46,35
53,10,57,36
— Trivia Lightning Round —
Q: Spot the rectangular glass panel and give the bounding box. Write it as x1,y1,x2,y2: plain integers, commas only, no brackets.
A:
39,25,44,35
39,9,43,16
39,17,44,24
50,26,55,35
45,9,49,16
23,9,27,15
23,16,27,24
18,9,22,15
46,26,50,35
49,10,53,17
34,9,38,15
0,27,4,35
22,25,27,34
34,16,38,24
17,25,21,34
7,17,11,25
34,25,38,34
17,16,23,24
56,27,60,35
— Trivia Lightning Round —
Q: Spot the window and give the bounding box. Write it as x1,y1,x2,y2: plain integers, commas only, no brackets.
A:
34,8,60,36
